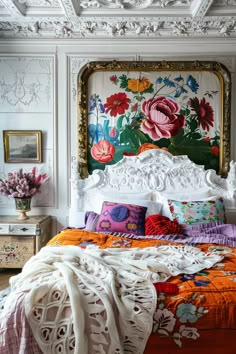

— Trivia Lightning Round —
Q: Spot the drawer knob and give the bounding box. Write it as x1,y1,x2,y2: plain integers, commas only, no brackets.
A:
20,227,29,232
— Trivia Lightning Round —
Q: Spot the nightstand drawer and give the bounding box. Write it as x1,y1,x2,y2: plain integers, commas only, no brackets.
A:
0,215,52,268
0,235,34,268
0,224,39,235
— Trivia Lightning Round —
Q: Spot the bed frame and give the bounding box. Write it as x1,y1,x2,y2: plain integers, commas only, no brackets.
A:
69,149,236,226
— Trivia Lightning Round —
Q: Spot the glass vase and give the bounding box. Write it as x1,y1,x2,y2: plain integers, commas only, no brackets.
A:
14,197,31,220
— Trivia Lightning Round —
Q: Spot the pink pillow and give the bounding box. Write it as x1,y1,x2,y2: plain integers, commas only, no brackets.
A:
96,201,147,235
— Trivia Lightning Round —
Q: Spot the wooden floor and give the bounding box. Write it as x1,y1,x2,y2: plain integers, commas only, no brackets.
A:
0,268,21,291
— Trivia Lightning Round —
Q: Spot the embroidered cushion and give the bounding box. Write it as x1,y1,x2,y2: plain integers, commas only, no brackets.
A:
96,201,147,235
168,197,226,225
145,214,183,235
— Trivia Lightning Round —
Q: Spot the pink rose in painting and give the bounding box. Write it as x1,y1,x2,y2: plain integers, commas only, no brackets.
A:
91,140,115,163
140,96,185,140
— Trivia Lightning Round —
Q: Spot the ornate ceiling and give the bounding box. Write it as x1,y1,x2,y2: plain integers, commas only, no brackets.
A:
0,0,236,39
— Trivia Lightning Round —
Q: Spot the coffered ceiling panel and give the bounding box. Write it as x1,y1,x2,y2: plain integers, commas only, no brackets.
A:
0,0,235,39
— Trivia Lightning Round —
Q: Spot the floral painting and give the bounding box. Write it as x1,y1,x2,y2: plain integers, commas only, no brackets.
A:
86,69,222,174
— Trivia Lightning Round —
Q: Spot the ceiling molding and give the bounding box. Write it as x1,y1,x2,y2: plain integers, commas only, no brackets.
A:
190,0,214,19
0,0,236,39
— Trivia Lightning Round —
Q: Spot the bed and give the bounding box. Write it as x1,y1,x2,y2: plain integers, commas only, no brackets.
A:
1,149,236,354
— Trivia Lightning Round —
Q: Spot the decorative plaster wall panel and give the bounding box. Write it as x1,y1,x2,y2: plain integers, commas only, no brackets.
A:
0,57,53,113
0,55,55,210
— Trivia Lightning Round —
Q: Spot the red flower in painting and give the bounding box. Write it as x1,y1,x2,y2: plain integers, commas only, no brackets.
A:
211,146,219,156
104,92,130,117
188,97,214,131
91,140,115,163
140,96,185,140
110,75,117,82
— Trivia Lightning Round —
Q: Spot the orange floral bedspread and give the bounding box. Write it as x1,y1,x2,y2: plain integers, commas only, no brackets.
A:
47,229,236,354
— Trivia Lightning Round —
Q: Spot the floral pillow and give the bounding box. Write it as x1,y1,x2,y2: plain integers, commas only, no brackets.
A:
96,201,147,235
168,198,226,225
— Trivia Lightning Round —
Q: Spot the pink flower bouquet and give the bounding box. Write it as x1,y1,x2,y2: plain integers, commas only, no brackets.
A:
0,167,49,198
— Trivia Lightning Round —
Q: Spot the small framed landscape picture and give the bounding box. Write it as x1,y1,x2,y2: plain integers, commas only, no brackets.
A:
3,130,42,163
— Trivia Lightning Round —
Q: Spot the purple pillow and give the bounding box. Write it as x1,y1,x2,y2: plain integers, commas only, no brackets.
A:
96,201,147,235
84,211,100,231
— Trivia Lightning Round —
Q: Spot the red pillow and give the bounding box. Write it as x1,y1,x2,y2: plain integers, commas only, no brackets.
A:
145,214,183,235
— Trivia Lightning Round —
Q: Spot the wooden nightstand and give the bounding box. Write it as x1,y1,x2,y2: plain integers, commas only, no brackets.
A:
0,215,51,268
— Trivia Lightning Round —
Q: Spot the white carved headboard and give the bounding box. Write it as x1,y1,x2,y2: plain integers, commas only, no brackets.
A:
69,150,236,226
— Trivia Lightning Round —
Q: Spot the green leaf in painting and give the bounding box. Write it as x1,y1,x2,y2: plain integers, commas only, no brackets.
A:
155,138,171,148
134,129,150,144
129,128,140,148
119,74,129,89
188,118,198,132
169,136,212,165
179,106,191,117
142,84,154,94
120,129,129,145
191,132,202,139
116,115,126,130
170,128,185,144
211,134,220,146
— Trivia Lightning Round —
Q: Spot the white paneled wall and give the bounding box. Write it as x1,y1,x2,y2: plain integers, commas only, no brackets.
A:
0,39,236,233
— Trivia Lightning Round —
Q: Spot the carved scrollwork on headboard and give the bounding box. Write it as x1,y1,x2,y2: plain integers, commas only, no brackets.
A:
84,150,220,191
69,150,236,227
74,150,234,205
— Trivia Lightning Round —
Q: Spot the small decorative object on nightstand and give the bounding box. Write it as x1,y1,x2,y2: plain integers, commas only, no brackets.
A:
14,196,32,220
0,215,51,268
0,167,49,220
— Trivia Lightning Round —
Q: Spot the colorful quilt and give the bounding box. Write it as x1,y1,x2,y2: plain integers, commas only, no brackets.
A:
0,223,236,354
47,225,236,354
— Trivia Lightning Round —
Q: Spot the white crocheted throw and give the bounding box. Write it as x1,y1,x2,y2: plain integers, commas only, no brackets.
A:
9,244,222,354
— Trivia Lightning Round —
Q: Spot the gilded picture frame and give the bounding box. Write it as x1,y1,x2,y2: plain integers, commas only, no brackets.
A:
77,60,231,178
3,130,43,163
